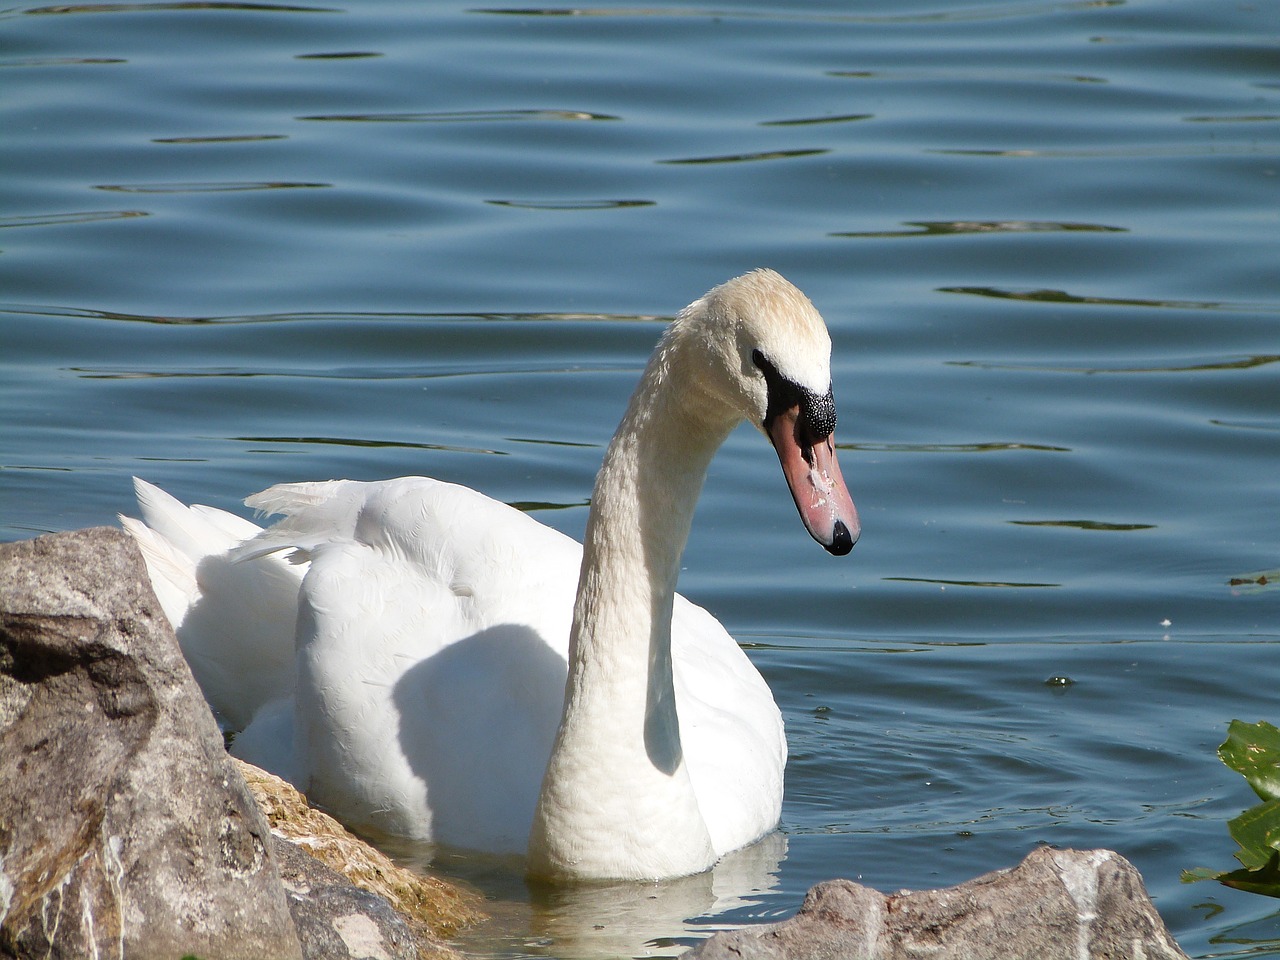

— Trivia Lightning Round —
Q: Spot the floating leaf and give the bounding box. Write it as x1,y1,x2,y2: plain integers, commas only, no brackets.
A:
1181,866,1220,883
1214,852,1280,898
1185,722,1280,899
1228,798,1280,869
1220,720,1280,802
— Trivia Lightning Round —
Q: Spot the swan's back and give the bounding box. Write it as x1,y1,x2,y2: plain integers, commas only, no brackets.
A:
235,477,582,850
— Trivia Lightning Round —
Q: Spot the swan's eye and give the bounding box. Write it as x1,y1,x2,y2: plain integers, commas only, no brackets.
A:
752,349,837,441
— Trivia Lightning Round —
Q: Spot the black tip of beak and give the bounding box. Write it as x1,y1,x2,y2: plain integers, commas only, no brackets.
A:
825,519,858,556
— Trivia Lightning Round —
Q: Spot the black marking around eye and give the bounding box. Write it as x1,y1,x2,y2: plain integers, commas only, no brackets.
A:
752,349,837,441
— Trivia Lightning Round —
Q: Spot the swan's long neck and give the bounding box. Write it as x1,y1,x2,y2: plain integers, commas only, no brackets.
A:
528,331,738,881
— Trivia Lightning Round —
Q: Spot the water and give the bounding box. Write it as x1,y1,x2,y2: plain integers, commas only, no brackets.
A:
3,0,1279,956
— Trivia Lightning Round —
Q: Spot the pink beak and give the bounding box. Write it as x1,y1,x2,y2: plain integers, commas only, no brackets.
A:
767,404,859,556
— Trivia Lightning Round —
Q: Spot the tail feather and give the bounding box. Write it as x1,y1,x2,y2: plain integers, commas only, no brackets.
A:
122,478,303,732
234,479,364,562
191,502,263,541
119,514,200,631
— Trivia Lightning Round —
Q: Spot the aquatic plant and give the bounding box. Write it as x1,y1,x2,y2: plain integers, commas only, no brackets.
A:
1185,720,1280,896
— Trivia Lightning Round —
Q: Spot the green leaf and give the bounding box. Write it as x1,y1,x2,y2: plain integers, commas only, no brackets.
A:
1216,852,1280,898
1181,866,1221,883
1228,797,1280,869
1182,854,1280,897
1220,720,1280,802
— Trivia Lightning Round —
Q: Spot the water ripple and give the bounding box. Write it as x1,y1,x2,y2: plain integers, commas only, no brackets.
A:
932,144,1280,159
472,2,1123,25
294,51,383,60
486,198,654,211
0,210,147,228
760,113,873,127
0,303,663,325
833,220,1126,239
658,148,829,165
939,286,1280,314
93,180,327,193
1184,114,1280,124
299,108,618,123
25,1,337,14
151,134,288,144
1009,519,1156,532
949,355,1280,374
234,435,505,456
846,441,1070,454
884,576,1060,589
0,55,126,66
828,69,1108,85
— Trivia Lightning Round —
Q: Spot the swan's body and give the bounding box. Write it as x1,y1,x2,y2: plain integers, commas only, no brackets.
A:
122,269,857,881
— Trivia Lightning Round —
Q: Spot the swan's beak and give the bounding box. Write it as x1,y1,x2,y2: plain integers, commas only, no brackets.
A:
766,406,859,556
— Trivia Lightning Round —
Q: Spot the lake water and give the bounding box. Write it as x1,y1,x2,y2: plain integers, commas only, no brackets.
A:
3,0,1279,956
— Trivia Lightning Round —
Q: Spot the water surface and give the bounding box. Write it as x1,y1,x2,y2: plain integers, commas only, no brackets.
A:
3,0,1279,957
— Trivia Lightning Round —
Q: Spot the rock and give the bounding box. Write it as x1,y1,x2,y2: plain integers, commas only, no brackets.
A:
688,846,1189,960
273,836,433,960
0,527,303,960
0,528,480,960
237,758,484,958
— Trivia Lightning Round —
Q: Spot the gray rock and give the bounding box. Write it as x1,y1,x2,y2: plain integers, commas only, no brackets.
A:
689,846,1189,960
0,527,303,960
272,837,428,960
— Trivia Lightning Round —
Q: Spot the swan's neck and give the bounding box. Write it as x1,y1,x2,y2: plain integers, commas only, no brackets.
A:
528,335,737,880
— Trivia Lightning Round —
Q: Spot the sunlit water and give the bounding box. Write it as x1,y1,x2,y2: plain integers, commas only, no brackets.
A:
3,1,1279,957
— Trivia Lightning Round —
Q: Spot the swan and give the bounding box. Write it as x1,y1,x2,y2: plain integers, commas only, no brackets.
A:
121,268,858,882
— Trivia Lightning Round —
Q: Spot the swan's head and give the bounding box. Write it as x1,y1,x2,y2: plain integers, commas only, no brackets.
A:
673,268,859,556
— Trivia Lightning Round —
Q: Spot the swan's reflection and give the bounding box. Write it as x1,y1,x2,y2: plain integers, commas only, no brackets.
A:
397,832,786,959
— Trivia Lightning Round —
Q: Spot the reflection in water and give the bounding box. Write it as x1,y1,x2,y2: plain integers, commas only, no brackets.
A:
885,576,1059,588
931,144,1277,159
294,50,382,59
472,2,1123,25
846,441,1070,454
94,180,328,193
659,148,828,165
24,2,337,14
1009,519,1155,532
939,285,1279,314
1210,418,1280,432
431,833,786,959
760,113,872,127
486,199,656,211
232,435,506,456
950,355,1280,375
1184,114,1280,124
72,362,631,382
832,220,1125,239
151,133,288,144
0,210,146,228
828,68,1108,84
0,55,126,65
0,304,663,326
508,437,599,449
300,109,619,123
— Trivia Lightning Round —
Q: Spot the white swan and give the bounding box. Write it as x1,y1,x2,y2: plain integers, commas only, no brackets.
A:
121,268,858,882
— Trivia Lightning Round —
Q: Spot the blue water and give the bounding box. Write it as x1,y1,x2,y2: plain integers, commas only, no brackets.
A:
3,0,1279,956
